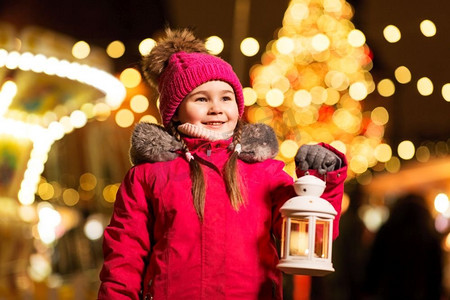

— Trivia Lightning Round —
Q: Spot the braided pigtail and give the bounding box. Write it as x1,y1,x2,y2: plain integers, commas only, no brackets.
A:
224,120,246,210
167,122,206,220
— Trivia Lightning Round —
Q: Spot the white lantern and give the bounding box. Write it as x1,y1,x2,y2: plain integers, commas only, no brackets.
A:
277,175,337,276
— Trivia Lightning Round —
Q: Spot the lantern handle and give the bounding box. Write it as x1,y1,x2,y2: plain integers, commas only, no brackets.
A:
304,171,327,182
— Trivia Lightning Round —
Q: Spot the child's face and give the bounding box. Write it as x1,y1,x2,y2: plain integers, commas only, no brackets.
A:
174,81,239,134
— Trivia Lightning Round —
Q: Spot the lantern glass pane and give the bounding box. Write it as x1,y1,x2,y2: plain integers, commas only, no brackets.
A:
281,219,286,257
315,219,330,258
289,218,309,257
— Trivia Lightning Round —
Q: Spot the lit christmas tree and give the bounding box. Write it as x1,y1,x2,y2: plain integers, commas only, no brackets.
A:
244,0,390,179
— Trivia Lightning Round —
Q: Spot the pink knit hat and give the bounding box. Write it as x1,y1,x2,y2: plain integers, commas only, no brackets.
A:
141,29,244,127
158,51,244,127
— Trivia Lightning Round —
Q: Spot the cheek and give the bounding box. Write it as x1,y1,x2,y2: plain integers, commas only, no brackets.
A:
179,105,206,124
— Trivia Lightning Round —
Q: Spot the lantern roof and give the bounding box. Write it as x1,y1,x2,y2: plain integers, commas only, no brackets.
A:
280,195,337,216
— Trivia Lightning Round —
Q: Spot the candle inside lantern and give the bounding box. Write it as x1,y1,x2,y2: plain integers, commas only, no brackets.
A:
289,218,309,256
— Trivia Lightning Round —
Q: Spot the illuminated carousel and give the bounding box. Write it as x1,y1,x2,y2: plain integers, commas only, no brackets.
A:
0,23,125,298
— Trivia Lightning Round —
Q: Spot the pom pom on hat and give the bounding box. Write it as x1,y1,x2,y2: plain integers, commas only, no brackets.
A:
141,28,245,127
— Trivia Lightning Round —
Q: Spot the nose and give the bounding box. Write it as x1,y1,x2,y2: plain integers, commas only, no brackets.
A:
207,99,223,115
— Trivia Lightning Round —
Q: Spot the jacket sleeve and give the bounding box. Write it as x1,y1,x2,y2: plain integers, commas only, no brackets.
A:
98,166,153,300
268,160,296,240
296,143,347,239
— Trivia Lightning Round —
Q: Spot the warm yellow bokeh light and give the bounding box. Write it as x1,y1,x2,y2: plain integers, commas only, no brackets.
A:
106,40,125,58
420,20,437,37
94,103,112,121
350,155,368,174
394,66,411,84
383,25,401,43
330,140,346,155
289,3,309,21
266,89,284,107
276,37,295,55
311,33,330,52
349,82,368,101
417,77,433,96
347,29,366,47
441,83,450,102
80,173,97,191
385,156,401,173
115,109,135,128
120,68,142,88
103,184,119,203
205,36,224,55
377,79,395,97
63,188,80,206
130,95,149,113
434,193,449,213
445,233,450,252
371,106,389,125
70,110,87,128
240,37,260,57
397,140,415,160
38,182,54,200
72,41,90,59
293,90,312,107
374,143,392,162
326,71,349,91
139,38,157,55
140,115,158,123
416,146,430,162
280,140,299,159
325,88,340,105
310,86,327,104
243,87,257,106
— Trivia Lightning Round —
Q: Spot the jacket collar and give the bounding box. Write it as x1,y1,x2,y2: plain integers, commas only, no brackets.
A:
129,122,279,165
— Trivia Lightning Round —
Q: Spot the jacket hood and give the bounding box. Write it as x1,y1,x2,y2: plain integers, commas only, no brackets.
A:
130,122,279,165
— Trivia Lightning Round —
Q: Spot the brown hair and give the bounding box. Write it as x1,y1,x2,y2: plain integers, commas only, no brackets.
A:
167,121,246,220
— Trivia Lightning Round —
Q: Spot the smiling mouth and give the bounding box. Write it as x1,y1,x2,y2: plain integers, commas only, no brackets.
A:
202,121,225,126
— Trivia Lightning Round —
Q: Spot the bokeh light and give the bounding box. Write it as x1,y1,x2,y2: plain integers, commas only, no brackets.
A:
434,193,449,213
441,83,450,102
377,79,395,97
130,95,149,113
397,140,415,160
417,77,433,96
120,68,142,88
72,41,90,59
205,36,224,55
243,87,257,106
347,29,366,47
139,38,157,55
420,19,437,37
394,66,412,84
115,109,135,128
106,40,125,58
383,25,401,43
240,37,260,57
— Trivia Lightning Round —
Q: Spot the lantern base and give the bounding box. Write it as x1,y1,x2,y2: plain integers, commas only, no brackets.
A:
277,259,334,276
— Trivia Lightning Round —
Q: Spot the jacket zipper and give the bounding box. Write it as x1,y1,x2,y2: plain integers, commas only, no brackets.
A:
144,279,153,300
206,144,212,157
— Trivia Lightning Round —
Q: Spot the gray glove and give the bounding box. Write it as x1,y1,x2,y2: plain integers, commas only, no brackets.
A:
295,144,342,175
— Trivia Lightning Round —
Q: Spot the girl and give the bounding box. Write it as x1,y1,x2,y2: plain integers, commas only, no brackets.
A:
98,29,347,300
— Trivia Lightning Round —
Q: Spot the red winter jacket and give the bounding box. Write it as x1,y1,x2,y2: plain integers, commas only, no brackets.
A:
98,123,347,300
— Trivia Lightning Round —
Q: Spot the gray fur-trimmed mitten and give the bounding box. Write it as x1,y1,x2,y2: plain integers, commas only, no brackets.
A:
295,144,342,175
